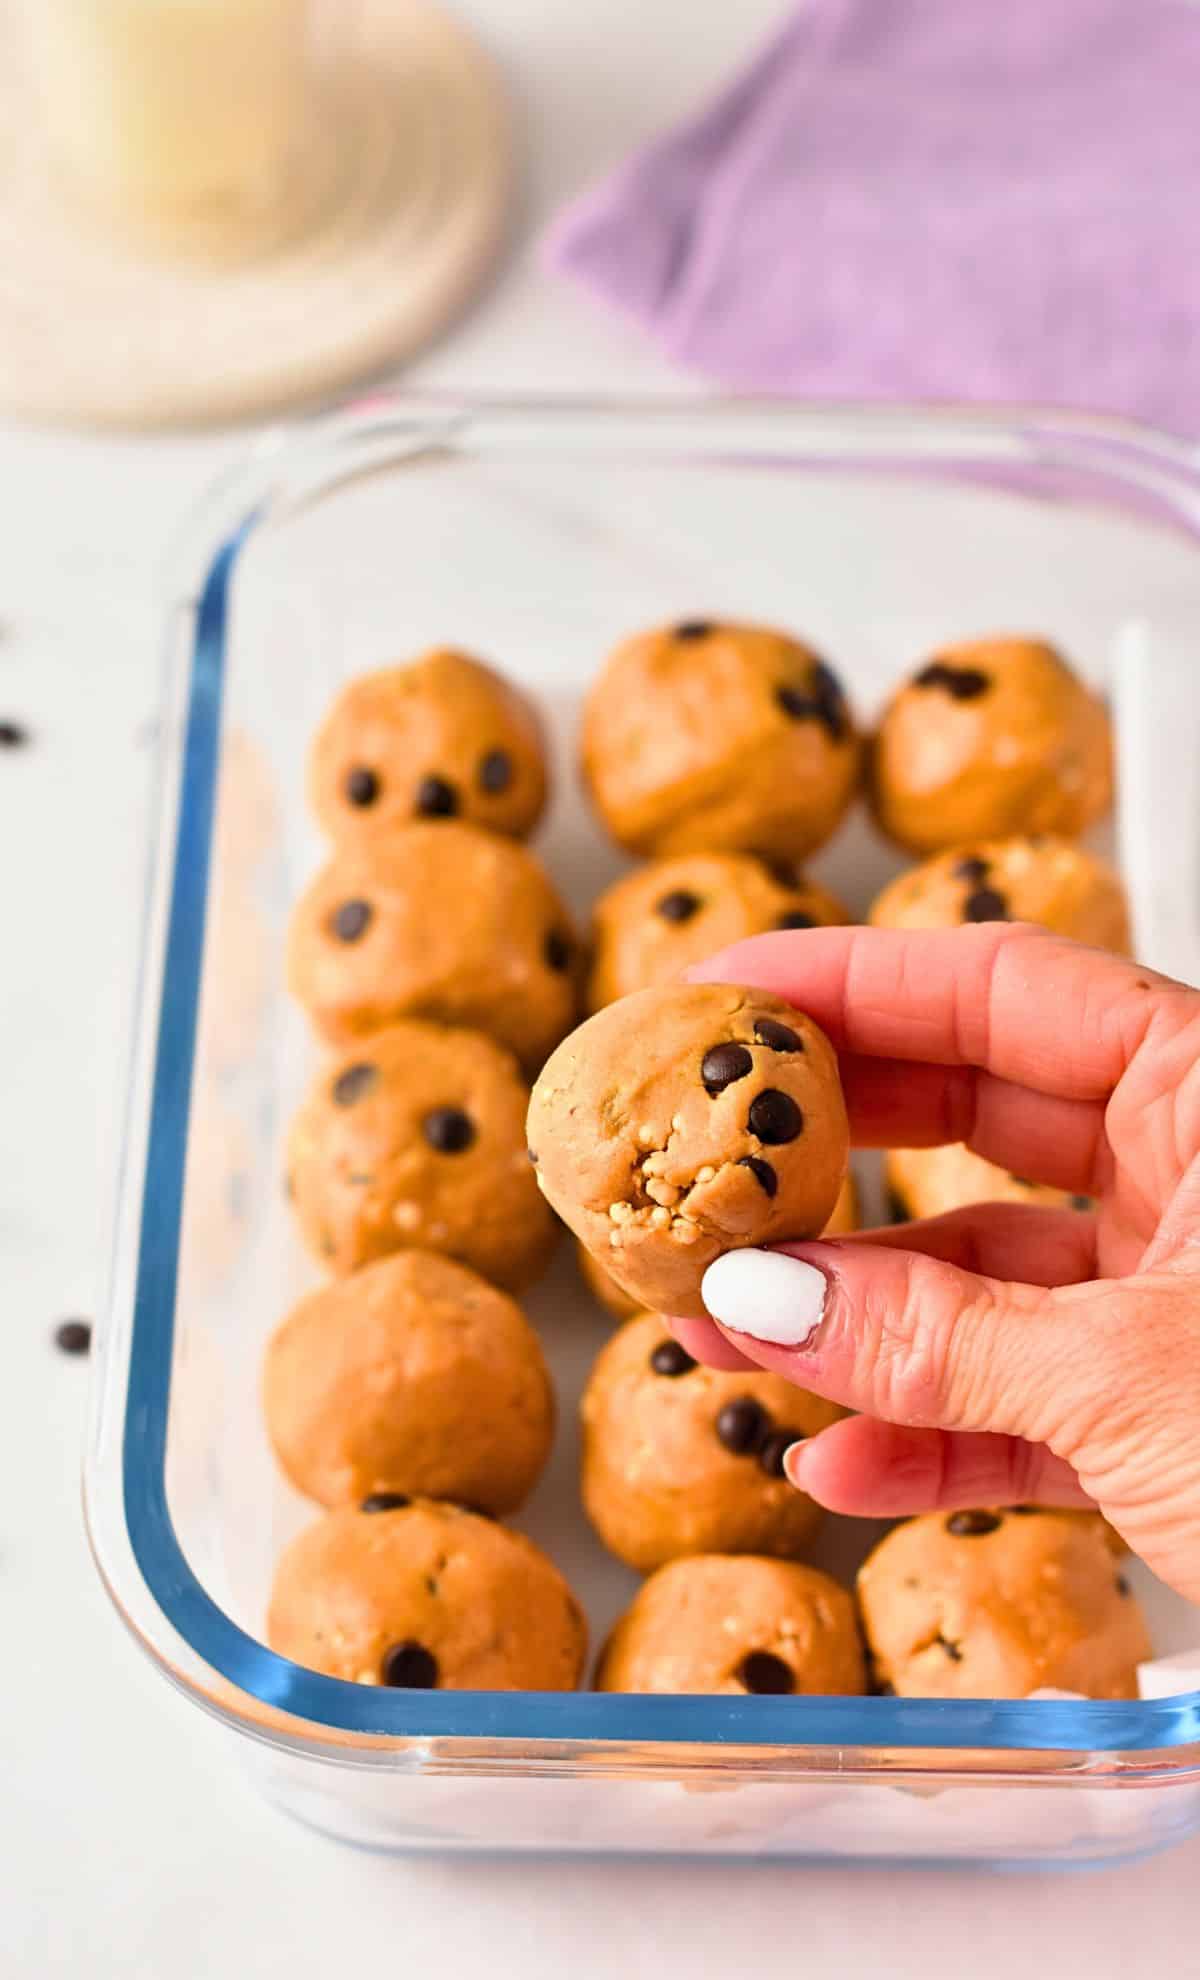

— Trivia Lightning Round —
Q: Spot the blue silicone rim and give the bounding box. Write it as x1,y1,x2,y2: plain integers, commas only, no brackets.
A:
120,469,1200,1757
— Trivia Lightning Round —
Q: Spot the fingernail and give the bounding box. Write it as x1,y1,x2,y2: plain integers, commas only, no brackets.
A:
783,1441,812,1489
701,1248,828,1348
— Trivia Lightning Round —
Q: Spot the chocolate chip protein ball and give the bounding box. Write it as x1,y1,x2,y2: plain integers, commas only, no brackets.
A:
886,1144,1091,1224
286,1020,556,1291
870,637,1113,855
869,836,1129,951
586,852,850,1012
528,983,850,1316
286,821,579,1071
268,1500,586,1691
578,1167,859,1323
581,621,860,861
580,1311,843,1570
262,1251,554,1515
309,648,548,846
596,1554,865,1696
857,1509,1150,1699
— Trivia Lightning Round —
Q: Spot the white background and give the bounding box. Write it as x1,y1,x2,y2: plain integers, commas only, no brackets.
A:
3,1,1199,1973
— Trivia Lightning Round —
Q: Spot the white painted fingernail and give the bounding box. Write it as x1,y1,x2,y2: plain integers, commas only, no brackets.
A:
701,1249,828,1347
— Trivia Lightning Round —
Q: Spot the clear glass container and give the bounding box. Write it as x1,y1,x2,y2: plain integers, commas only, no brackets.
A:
87,396,1200,1863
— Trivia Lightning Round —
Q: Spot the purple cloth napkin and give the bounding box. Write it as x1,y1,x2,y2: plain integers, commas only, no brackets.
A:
545,0,1200,431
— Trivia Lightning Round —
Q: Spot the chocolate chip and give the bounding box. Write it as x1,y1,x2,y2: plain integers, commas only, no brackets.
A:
422,1107,475,1154
914,662,989,700
650,1339,696,1377
0,721,28,747
715,1396,770,1455
753,1017,803,1054
738,1155,778,1197
963,887,1009,923
775,685,820,721
953,855,990,884
701,1041,753,1095
1071,1194,1092,1211
674,621,713,641
936,1633,964,1663
946,1510,1002,1536
478,748,513,794
776,910,817,931
360,1493,411,1513
332,1062,378,1107
344,766,379,808
737,1650,795,1695
748,1089,803,1144
414,773,459,817
1116,1573,1131,1597
810,660,849,742
544,929,572,972
886,1188,911,1224
758,1429,797,1477
656,889,701,924
331,899,372,942
380,1640,439,1688
53,1318,91,1356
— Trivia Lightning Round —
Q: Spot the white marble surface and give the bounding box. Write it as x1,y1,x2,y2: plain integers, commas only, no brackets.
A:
3,1,1199,1973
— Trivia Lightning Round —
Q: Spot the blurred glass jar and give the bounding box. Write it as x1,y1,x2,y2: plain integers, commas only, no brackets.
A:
29,0,316,259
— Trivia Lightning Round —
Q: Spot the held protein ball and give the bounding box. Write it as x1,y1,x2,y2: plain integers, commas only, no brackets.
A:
857,1509,1150,1700
870,637,1113,855
262,1251,555,1516
528,982,850,1316
286,1019,557,1292
286,820,579,1072
586,851,850,1012
581,620,860,861
580,1311,844,1571
886,1145,1092,1225
268,1500,587,1692
869,835,1129,951
596,1554,865,1696
309,647,548,845
576,1169,860,1322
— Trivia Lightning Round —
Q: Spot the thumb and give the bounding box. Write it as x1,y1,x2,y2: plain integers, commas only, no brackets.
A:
699,1240,1089,1446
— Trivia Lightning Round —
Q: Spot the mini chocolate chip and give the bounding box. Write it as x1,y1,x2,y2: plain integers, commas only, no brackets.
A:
344,766,379,808
361,1493,411,1513
1116,1574,1132,1597
738,1155,778,1197
422,1107,475,1154
414,773,459,817
0,720,28,747
478,748,513,794
332,1062,378,1107
953,855,990,884
753,1017,803,1054
674,621,713,641
775,684,820,721
701,1041,754,1095
810,661,849,741
54,1319,91,1356
963,886,1009,923
776,910,817,931
650,1339,696,1377
545,929,572,972
381,1640,439,1688
715,1396,770,1455
946,1509,1002,1536
758,1429,798,1477
914,662,989,700
656,889,702,924
527,1147,538,1164
887,1188,911,1224
1071,1194,1092,1211
332,898,372,942
936,1633,964,1663
748,1089,803,1144
915,662,948,688
737,1650,795,1695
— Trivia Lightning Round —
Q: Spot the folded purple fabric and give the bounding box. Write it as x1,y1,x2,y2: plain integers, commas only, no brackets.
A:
545,0,1200,431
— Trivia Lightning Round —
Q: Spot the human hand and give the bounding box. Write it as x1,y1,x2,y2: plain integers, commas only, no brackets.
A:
671,924,1200,1603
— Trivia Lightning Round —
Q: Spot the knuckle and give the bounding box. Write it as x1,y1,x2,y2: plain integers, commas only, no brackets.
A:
862,1256,998,1429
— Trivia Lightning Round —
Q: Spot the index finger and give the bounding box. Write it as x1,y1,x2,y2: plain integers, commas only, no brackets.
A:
691,922,1176,1101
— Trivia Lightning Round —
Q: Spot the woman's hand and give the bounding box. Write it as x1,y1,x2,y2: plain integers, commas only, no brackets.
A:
671,923,1200,1603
